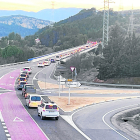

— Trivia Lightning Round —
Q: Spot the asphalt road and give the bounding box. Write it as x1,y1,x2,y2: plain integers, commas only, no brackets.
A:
0,60,140,140
73,98,140,140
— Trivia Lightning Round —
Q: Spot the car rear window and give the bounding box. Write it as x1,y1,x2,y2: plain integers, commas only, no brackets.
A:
31,96,41,101
45,105,57,109
26,86,35,89
20,74,26,77
25,68,29,70
20,78,25,80
26,89,36,93
20,82,26,85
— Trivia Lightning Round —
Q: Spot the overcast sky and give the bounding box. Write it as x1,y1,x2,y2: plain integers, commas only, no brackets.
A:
0,0,139,12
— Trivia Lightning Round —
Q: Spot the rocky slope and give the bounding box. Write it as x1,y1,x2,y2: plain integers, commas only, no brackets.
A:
0,15,51,37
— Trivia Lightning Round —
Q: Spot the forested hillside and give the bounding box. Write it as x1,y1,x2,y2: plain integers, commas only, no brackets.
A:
37,8,129,52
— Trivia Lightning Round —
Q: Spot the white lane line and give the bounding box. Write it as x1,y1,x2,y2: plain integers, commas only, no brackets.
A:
102,103,140,140
0,111,4,122
32,66,46,84
61,115,91,140
69,98,140,140
49,63,57,80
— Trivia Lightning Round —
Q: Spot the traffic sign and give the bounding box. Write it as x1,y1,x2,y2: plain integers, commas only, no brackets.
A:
67,79,72,82
70,67,75,72
57,75,66,82
66,81,81,87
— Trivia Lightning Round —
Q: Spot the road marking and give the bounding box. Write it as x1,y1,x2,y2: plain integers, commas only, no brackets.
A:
61,115,91,140
13,117,24,122
32,66,47,84
17,93,50,140
0,111,4,122
102,103,140,140
69,98,140,140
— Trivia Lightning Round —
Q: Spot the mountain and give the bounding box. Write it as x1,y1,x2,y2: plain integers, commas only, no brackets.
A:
0,15,51,37
0,8,82,22
37,8,128,48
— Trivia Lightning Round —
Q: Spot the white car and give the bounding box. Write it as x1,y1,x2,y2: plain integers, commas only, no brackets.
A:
26,94,42,108
37,101,59,120
22,67,32,74
43,59,51,66
38,62,44,67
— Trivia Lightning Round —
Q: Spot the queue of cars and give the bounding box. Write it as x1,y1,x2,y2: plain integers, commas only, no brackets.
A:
37,58,52,67
17,66,59,120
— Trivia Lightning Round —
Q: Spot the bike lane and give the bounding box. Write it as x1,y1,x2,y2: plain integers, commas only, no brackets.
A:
0,69,49,140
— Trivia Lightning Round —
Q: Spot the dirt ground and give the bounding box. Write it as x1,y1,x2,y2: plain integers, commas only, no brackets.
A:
49,96,137,112
38,81,140,112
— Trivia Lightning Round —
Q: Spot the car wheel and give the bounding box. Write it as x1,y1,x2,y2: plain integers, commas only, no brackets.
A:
28,103,30,109
55,117,59,120
41,113,44,120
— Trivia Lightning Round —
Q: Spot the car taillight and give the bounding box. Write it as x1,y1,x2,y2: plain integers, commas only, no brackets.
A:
28,69,30,71
23,69,25,70
43,107,45,112
57,107,59,111
29,100,30,104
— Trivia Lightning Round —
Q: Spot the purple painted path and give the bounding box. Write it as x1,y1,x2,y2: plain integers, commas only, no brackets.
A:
0,69,48,140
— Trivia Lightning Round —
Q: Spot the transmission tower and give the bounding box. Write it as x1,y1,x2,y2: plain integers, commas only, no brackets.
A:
102,0,114,49
126,5,134,39
119,0,123,14
51,1,55,23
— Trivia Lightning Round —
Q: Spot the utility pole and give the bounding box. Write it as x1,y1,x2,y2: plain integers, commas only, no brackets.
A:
102,0,114,49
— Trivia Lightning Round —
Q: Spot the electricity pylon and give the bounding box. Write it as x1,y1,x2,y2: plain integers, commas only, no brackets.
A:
102,0,114,49
119,0,123,13
126,5,134,39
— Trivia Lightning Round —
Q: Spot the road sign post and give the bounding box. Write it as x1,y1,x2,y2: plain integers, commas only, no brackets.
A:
57,75,66,97
66,80,81,105
70,67,75,80
59,76,60,98
68,87,70,105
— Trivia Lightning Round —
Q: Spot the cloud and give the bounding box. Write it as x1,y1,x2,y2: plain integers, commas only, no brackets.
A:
0,0,140,12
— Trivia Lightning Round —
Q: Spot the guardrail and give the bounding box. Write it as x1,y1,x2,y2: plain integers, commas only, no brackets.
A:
80,81,140,89
0,61,30,67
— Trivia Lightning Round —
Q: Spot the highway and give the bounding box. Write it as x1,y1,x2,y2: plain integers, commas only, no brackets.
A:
0,61,86,140
0,43,140,140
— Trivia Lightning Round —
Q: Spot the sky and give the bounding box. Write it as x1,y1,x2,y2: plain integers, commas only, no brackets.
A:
0,0,139,12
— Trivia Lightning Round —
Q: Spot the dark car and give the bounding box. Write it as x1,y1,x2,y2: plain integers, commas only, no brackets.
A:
24,89,36,98
18,77,27,83
17,81,27,90
50,58,55,63
21,71,29,78
22,84,36,97
19,73,27,79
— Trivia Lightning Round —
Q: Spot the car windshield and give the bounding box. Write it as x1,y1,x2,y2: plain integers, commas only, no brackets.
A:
56,56,59,58
46,105,57,109
31,96,41,101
